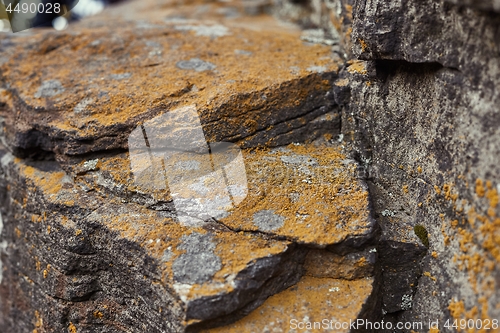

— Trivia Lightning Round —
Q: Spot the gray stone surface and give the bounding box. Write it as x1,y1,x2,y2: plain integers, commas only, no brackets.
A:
172,233,222,284
252,210,286,231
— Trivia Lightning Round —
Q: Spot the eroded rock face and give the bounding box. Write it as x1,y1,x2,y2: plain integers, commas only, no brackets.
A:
0,0,379,332
346,0,500,326
275,0,500,328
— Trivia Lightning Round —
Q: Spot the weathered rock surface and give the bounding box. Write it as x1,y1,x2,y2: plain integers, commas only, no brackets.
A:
275,0,500,329
205,276,377,333
0,2,339,158
6,0,498,330
0,136,378,331
0,0,379,332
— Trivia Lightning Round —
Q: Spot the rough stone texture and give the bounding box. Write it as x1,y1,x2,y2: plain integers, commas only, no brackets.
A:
5,0,498,330
272,0,500,329
205,276,377,333
346,1,500,327
447,0,500,13
0,135,378,331
219,144,376,248
0,2,340,158
0,0,379,332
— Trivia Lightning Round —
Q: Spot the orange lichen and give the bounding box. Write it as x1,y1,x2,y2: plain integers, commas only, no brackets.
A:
93,311,104,319
18,163,77,208
457,228,473,252
346,60,368,75
437,175,500,323
22,166,65,196
486,186,498,209
447,299,498,333
92,198,295,305
2,18,339,153
335,78,349,87
345,26,353,40
32,310,43,333
476,179,485,197
448,299,466,319
423,271,437,282
442,183,458,202
205,276,373,333
68,322,77,333
358,38,368,52
434,185,442,195
219,144,372,246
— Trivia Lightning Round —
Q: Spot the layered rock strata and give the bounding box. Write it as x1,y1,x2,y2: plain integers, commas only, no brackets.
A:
0,1,379,331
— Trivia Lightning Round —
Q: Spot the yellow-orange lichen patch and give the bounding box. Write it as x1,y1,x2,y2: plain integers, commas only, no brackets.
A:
184,233,291,300
486,185,499,212
93,311,104,319
447,298,498,333
476,179,486,198
335,78,350,87
68,322,77,333
442,183,458,202
219,143,373,246
32,310,43,333
358,38,368,52
423,271,437,282
204,276,374,333
347,60,368,75
437,175,500,322
17,162,77,207
89,200,295,307
2,14,339,155
434,185,442,195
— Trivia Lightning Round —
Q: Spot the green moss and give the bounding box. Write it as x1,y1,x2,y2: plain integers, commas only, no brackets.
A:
414,225,429,248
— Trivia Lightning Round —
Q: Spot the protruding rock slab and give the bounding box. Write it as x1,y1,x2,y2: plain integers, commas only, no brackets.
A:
0,9,340,157
0,143,311,331
64,142,375,249
204,276,376,333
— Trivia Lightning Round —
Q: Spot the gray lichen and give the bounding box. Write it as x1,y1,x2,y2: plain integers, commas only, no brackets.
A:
172,232,222,284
